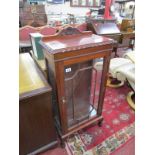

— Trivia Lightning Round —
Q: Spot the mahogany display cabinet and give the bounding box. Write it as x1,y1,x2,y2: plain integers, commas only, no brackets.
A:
40,27,114,146
19,53,58,155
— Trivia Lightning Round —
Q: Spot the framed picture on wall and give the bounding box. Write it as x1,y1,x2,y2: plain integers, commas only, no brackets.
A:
81,0,87,6
72,0,79,5
70,0,101,7
46,0,64,4
95,0,100,6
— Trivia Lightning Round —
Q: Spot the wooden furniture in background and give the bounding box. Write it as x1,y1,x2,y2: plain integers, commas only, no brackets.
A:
87,19,120,56
120,19,135,32
40,27,114,146
19,25,58,53
19,53,58,155
87,19,135,56
120,19,135,49
19,25,37,53
19,4,47,27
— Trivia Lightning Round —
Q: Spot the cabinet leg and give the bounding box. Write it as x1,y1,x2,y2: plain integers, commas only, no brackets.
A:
60,140,65,148
98,119,103,127
113,47,118,57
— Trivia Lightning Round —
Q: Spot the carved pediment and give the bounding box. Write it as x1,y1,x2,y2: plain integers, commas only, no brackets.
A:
57,26,82,36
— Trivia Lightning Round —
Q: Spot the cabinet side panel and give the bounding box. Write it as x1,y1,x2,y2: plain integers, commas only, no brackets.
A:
19,92,57,155
45,54,61,129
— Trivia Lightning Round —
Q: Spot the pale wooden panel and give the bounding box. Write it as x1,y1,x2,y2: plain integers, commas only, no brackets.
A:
35,59,46,72
19,53,45,94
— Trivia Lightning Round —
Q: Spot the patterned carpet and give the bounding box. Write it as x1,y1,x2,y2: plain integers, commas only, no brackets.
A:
65,84,135,155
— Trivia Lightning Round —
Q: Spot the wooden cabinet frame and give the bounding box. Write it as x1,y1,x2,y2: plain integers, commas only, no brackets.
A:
40,27,114,146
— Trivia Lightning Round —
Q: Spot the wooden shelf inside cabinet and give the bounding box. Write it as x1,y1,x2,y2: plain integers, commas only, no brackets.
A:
19,53,58,155
40,27,114,146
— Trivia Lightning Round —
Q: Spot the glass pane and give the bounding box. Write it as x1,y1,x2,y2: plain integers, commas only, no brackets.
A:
64,58,104,128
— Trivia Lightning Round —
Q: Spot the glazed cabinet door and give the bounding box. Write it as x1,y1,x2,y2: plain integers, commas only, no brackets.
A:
63,56,107,129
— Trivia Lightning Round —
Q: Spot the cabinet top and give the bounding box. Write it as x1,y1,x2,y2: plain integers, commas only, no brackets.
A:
40,27,114,54
19,53,51,99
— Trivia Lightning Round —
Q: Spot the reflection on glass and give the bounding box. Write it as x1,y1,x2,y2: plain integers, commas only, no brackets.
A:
64,58,104,127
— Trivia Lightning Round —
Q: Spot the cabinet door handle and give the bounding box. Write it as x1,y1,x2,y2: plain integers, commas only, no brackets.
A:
62,97,66,104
